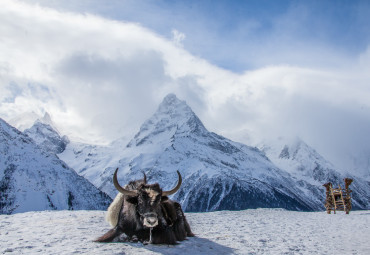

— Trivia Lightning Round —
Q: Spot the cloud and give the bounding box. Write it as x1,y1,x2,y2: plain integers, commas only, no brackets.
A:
53,50,172,139
171,29,186,47
0,0,191,141
1,0,370,175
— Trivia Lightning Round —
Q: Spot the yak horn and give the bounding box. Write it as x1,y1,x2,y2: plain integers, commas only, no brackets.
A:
162,171,182,196
113,168,138,196
143,172,147,184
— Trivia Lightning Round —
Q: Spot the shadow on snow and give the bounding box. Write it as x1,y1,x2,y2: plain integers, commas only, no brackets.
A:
113,236,235,255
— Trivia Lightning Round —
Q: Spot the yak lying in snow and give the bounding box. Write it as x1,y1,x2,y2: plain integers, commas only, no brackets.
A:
95,169,194,244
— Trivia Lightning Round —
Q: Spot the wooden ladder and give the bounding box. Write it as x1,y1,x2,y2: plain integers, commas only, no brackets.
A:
330,184,346,214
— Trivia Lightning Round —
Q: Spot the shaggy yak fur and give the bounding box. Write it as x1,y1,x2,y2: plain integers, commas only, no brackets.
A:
95,169,194,245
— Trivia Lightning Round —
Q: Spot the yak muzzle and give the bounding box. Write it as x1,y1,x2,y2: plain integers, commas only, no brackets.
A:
142,213,158,228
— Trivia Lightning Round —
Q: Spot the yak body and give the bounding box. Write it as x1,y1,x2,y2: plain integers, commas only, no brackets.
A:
96,175,194,244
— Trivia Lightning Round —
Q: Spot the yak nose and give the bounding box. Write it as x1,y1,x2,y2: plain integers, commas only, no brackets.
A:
143,213,158,227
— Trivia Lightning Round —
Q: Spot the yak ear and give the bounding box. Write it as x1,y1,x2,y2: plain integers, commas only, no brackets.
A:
126,196,138,204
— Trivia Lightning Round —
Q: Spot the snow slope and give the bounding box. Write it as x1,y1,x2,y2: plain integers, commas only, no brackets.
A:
0,118,111,214
60,94,327,212
59,136,129,194
1,209,369,254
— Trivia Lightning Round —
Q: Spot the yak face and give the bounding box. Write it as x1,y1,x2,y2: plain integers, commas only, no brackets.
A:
135,184,163,228
113,169,182,229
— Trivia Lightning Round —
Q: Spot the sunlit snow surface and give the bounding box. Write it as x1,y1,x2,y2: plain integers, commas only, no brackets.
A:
1,209,369,254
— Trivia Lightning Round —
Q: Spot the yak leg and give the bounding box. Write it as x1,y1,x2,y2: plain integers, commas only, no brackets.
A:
175,202,194,237
184,217,195,237
151,226,177,245
169,202,195,241
94,226,126,242
94,227,118,242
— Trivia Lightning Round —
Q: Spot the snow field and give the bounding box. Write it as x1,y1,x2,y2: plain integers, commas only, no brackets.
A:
1,209,369,254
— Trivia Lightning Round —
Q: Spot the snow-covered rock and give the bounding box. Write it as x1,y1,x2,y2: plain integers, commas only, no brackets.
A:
60,94,328,212
0,118,112,214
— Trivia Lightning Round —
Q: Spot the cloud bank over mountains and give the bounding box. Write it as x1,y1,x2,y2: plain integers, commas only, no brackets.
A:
1,0,370,174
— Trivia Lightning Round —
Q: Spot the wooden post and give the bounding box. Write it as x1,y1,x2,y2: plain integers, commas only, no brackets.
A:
323,179,353,215
323,182,333,214
344,178,353,214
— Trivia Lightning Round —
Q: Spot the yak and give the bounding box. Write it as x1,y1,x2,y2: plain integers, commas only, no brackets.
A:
95,168,194,244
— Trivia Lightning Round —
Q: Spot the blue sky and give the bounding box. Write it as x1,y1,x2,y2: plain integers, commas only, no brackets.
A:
23,0,370,71
1,0,370,175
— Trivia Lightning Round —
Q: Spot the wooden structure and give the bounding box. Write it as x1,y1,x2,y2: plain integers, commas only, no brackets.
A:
323,178,353,214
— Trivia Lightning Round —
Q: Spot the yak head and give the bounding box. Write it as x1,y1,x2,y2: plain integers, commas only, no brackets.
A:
113,168,182,228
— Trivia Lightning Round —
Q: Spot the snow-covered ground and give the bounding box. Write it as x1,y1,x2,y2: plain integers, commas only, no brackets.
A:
1,209,369,255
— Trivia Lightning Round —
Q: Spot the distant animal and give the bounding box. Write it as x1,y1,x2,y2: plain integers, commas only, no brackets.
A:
95,168,194,244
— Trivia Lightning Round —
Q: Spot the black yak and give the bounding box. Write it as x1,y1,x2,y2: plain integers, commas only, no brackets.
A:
95,169,194,244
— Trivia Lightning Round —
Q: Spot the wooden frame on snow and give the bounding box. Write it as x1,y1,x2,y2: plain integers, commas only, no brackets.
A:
323,178,353,214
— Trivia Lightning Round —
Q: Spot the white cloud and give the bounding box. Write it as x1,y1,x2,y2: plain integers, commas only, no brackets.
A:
1,0,370,175
171,29,186,47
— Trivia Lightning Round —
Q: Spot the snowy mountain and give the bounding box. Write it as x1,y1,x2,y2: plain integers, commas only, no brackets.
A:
259,137,370,209
0,118,112,214
60,94,333,212
24,112,69,154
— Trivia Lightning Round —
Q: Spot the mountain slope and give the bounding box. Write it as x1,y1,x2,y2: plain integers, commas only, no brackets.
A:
59,136,129,192
0,118,112,214
259,137,370,209
60,94,326,211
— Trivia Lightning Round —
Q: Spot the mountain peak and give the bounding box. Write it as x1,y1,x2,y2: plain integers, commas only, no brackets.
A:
34,112,59,132
40,112,53,126
24,113,69,154
128,94,206,147
162,93,181,106
157,93,192,116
